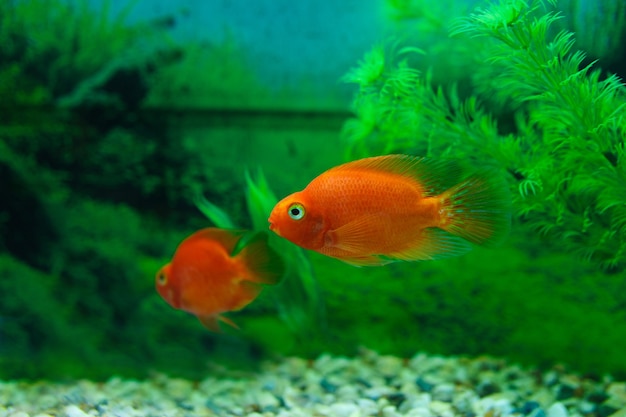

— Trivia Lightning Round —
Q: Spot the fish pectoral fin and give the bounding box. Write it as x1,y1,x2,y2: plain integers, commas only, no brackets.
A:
197,314,240,332
326,214,385,254
235,231,285,285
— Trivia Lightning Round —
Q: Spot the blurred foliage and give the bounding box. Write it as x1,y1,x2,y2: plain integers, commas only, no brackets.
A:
0,0,274,380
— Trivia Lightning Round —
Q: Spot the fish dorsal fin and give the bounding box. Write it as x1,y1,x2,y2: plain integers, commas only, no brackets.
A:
234,231,285,285
326,154,463,197
187,228,246,254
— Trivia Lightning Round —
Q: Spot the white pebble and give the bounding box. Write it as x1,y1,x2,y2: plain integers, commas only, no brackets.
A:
382,405,402,417
405,408,432,417
63,405,90,417
548,402,569,417
432,384,455,402
356,398,379,416
329,402,361,417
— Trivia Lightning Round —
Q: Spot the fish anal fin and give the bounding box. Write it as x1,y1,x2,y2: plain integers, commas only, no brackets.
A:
218,315,240,330
198,314,240,332
198,315,222,332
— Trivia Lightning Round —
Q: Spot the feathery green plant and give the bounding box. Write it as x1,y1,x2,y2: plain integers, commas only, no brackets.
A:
451,0,626,269
343,0,626,270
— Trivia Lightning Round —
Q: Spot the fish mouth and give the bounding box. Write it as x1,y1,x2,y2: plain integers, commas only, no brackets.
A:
268,216,279,234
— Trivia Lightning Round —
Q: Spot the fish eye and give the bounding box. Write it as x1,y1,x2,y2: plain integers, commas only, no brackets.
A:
288,203,305,220
157,271,167,286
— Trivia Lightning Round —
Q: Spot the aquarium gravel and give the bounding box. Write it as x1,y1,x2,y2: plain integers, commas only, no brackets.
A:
2,349,625,417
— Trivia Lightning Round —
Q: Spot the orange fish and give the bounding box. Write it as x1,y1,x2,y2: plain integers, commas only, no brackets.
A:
156,228,284,331
268,154,510,266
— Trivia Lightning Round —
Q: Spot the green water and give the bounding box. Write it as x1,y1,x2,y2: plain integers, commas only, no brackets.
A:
1,0,625,381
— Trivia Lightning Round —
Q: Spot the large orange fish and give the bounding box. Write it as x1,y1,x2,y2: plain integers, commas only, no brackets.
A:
268,154,510,266
155,228,284,331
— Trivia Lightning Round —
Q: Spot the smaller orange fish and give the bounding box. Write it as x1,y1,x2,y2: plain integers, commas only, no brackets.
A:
156,228,284,332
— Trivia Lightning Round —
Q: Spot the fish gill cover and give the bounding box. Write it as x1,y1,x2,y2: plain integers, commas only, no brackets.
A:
0,0,625,380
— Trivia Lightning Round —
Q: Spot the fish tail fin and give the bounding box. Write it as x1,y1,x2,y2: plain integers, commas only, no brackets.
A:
234,231,285,285
438,169,511,247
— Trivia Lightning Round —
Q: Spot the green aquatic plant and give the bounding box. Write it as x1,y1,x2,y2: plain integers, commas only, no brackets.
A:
451,0,626,269
343,0,626,271
195,168,326,346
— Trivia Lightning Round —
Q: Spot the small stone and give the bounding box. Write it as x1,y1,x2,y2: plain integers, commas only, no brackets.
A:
386,393,406,408
520,401,541,414
415,377,435,392
365,386,394,401
405,407,432,417
476,381,500,397
547,402,569,417
63,405,90,417
320,377,338,393
336,385,359,401
432,384,455,402
255,391,280,410
356,398,379,416
329,402,361,417
377,356,404,378
587,391,609,404
382,405,402,417
556,384,577,401
578,401,596,414
430,400,453,416
529,408,547,417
